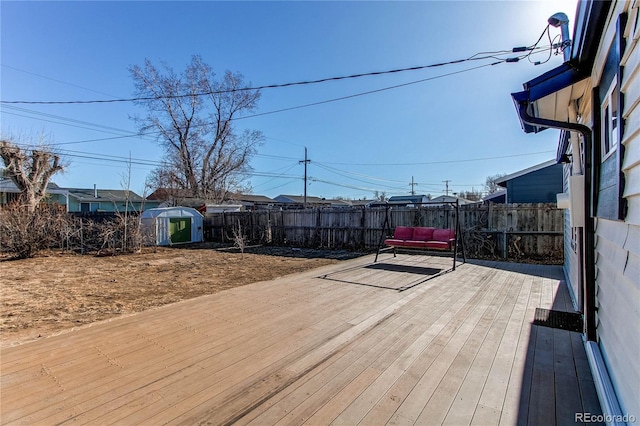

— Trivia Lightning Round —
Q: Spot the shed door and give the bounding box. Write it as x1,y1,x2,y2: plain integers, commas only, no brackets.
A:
169,218,191,243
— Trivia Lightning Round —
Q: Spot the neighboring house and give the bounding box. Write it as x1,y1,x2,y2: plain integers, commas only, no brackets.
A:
482,189,507,204
386,194,430,206
348,199,377,208
512,0,639,420
326,199,353,208
0,179,69,207
494,159,564,203
203,204,244,214
1,180,160,213
273,194,330,208
429,194,478,205
146,188,206,209
148,189,276,211
65,187,161,213
225,193,275,210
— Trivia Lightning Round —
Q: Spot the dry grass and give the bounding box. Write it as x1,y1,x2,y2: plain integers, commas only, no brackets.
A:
0,244,360,347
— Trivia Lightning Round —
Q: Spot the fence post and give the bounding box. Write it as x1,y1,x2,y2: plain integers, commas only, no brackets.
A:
502,230,507,259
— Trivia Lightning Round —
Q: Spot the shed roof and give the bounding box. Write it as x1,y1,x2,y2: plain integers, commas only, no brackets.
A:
140,206,203,219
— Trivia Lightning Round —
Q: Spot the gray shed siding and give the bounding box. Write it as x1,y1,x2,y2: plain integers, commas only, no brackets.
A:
506,164,563,203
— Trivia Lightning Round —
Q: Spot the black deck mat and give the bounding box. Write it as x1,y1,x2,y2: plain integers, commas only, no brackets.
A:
533,308,583,332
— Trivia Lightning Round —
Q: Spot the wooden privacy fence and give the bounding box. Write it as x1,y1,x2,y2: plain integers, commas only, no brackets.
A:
204,203,564,261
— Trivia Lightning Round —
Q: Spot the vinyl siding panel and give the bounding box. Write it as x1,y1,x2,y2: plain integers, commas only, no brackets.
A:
592,3,640,419
622,31,640,225
594,219,640,419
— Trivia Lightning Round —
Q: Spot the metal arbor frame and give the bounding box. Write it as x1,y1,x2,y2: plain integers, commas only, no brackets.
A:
374,200,467,270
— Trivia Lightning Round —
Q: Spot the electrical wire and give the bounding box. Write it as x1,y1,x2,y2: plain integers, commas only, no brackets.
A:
318,150,555,166
2,60,511,148
1,105,155,139
0,46,543,105
313,163,409,191
309,177,381,193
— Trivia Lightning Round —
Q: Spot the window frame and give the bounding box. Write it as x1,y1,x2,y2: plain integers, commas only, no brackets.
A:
80,202,100,212
600,77,619,162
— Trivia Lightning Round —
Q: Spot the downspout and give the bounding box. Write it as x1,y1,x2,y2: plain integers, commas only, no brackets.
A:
516,100,597,342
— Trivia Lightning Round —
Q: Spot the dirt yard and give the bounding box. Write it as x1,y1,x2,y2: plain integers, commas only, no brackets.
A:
0,244,362,348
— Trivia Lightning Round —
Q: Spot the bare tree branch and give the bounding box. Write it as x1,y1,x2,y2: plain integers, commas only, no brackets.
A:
130,56,263,202
0,136,65,212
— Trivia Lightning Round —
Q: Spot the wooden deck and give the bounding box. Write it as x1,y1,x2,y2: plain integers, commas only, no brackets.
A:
0,254,603,425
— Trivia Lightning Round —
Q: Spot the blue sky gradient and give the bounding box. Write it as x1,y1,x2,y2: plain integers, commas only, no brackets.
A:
1,0,577,199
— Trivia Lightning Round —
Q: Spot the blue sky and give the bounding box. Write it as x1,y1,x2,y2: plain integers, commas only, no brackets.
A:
1,0,577,199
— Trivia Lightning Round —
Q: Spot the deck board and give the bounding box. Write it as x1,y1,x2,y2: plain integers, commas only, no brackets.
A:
0,255,601,426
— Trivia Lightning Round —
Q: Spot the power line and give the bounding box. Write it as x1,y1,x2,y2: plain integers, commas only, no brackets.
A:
318,150,555,166
1,106,154,141
1,61,510,148
313,163,408,191
0,46,545,105
1,64,121,98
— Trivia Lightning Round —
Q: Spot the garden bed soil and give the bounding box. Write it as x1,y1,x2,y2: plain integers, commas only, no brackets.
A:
0,244,362,348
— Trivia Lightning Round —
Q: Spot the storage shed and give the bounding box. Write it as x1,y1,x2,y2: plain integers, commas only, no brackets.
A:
140,207,204,246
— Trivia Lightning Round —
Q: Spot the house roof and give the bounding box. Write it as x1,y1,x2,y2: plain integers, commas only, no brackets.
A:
495,159,558,187
510,0,611,134
274,195,326,204
482,190,507,203
66,188,145,202
226,193,274,203
147,188,193,200
387,195,428,204
430,195,477,205
0,179,63,193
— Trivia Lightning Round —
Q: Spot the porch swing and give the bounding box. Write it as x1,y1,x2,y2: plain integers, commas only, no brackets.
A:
374,200,467,271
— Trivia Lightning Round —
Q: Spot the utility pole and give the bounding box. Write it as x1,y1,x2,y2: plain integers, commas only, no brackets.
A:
443,180,451,196
410,176,417,195
299,147,311,208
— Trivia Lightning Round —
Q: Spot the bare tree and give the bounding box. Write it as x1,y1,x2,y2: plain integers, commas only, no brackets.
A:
0,137,65,212
373,191,388,202
458,188,483,201
485,173,506,195
130,55,263,202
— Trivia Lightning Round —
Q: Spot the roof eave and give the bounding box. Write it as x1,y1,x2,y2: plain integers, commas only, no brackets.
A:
511,0,611,133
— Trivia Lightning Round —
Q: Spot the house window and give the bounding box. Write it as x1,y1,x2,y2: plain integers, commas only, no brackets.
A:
80,202,99,212
601,78,619,160
571,226,579,254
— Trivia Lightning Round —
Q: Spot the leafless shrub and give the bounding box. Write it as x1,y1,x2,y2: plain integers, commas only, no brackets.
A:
0,203,69,259
89,214,150,255
232,219,247,256
462,228,498,259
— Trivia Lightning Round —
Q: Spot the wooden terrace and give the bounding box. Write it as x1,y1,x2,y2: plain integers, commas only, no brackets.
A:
1,254,603,425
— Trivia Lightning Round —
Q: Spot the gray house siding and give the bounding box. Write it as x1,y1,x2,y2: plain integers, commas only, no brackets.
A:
562,165,582,312
590,3,640,418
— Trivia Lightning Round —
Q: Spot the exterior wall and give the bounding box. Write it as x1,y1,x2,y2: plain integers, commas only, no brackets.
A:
561,164,582,311
589,1,640,418
67,198,160,212
506,164,563,203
